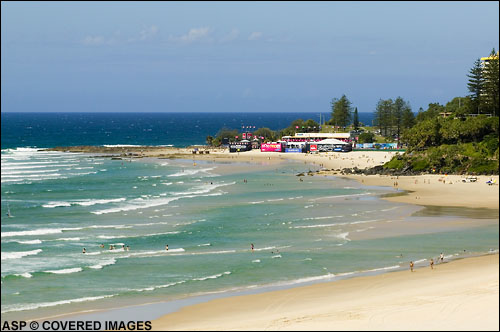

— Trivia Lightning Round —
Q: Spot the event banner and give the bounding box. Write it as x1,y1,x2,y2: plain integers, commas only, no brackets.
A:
285,148,302,153
309,144,317,152
261,143,282,152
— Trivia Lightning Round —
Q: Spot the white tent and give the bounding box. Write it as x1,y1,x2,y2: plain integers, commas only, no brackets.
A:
316,138,348,145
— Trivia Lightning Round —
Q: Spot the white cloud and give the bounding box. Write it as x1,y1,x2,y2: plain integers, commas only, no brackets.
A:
82,36,106,46
139,25,159,40
169,27,213,43
219,29,239,43
248,32,262,41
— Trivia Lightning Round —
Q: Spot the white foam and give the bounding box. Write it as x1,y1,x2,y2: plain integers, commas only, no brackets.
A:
2,249,43,260
88,259,116,270
252,259,261,263
363,265,400,273
0,294,116,314
1,227,82,238
336,232,350,241
192,271,231,281
167,167,216,177
96,231,180,240
14,272,33,278
44,267,82,274
92,182,234,215
53,237,81,242
253,246,276,252
272,254,282,258
12,239,43,245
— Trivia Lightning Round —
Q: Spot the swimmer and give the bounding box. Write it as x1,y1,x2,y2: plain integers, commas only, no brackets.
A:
99,244,104,248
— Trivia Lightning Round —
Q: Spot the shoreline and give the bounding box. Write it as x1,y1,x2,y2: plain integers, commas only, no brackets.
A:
151,253,499,331
4,147,498,329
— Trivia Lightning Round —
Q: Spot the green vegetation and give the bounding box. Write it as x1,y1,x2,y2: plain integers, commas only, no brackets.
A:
373,97,414,142
207,48,498,176
329,95,352,129
382,49,499,175
358,132,375,143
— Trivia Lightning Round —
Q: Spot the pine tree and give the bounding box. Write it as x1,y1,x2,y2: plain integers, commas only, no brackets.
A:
353,107,359,130
482,49,499,116
374,99,393,137
467,58,484,114
330,95,352,129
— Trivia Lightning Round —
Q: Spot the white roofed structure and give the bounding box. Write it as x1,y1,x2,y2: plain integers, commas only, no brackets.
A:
316,139,349,145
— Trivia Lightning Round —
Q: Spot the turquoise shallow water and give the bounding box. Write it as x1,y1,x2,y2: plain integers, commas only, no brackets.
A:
1,148,498,320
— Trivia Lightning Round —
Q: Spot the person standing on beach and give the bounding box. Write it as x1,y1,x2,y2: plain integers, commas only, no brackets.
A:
430,258,434,269
440,253,444,262
410,261,414,272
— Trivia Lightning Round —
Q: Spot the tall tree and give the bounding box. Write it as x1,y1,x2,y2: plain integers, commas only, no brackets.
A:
401,105,416,129
482,49,499,116
467,58,485,114
374,99,393,137
393,97,405,142
353,107,360,130
330,95,352,129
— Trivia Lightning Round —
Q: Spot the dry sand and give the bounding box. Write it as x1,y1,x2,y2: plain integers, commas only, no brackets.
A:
152,254,499,331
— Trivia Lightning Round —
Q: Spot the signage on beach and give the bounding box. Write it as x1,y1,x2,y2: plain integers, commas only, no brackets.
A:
261,143,283,152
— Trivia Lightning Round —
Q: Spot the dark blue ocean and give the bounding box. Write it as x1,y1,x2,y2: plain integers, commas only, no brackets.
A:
1,112,374,149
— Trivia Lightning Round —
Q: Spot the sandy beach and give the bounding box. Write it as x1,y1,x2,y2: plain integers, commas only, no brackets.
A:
147,148,498,331
74,146,498,209
151,253,498,331
46,146,498,330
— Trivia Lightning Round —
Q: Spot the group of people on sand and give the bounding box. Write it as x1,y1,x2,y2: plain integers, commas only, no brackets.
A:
410,253,445,272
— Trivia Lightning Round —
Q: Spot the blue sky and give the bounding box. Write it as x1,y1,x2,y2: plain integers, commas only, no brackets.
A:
1,1,498,113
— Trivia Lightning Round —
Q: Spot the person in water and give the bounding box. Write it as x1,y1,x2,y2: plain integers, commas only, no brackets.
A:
251,243,254,252
165,244,169,251
82,248,86,254
99,244,104,248
126,246,130,251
